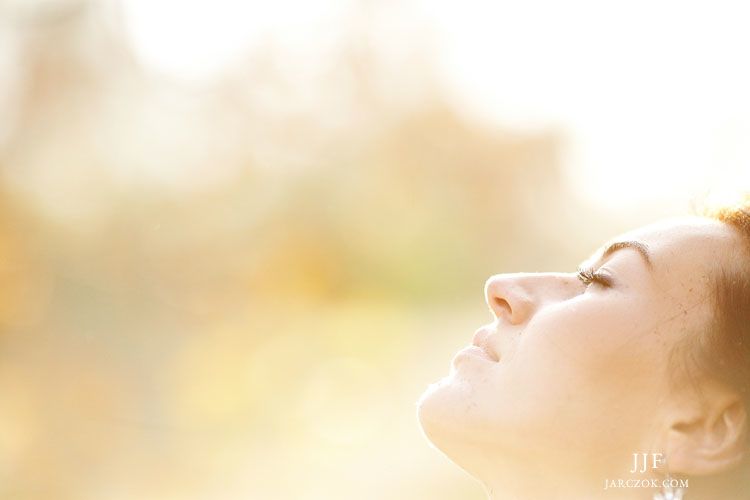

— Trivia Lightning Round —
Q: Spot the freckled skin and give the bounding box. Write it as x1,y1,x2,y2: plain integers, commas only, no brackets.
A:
417,217,742,497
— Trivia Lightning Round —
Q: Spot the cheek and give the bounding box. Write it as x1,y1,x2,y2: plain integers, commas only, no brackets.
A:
507,297,670,423
524,295,661,370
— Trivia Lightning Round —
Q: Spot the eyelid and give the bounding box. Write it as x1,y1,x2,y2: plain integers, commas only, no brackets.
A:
577,265,614,287
577,249,626,286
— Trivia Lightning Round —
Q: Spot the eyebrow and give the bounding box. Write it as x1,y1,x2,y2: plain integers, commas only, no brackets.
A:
600,240,652,268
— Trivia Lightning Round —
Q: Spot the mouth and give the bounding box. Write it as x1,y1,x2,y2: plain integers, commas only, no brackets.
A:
456,344,499,363
471,327,501,362
452,327,502,368
451,344,496,368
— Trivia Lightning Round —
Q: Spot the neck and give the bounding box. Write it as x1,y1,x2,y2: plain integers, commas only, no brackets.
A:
446,444,664,500
482,475,661,500
480,465,628,500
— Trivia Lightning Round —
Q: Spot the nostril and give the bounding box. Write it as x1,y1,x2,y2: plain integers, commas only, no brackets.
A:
493,297,512,317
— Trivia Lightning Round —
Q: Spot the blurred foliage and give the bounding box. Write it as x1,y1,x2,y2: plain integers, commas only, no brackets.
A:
0,1,632,499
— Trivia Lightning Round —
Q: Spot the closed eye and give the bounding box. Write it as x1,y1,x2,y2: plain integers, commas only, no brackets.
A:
577,266,613,288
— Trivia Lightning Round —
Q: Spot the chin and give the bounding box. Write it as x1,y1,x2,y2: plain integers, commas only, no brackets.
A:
417,375,498,478
416,374,473,447
417,376,450,436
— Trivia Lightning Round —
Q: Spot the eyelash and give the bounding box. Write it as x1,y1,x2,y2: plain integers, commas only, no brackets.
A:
576,266,613,288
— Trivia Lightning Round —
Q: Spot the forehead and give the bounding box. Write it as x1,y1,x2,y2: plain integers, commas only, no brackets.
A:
610,216,741,285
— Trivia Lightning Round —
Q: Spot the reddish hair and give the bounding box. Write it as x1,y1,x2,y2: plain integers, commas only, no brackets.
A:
702,200,750,407
658,200,750,497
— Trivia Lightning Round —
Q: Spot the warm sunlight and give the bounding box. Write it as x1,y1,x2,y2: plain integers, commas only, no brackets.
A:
3,1,750,499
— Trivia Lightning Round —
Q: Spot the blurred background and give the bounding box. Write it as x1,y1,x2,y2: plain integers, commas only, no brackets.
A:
1,0,750,498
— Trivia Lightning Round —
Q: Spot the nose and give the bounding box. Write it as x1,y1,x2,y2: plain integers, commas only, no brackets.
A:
484,273,534,324
484,272,577,324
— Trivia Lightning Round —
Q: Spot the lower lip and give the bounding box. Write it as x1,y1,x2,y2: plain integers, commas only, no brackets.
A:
452,345,497,366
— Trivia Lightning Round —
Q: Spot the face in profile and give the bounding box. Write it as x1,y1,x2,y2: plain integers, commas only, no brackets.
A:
417,216,749,498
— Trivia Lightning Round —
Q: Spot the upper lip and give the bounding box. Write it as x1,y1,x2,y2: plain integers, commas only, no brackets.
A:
472,327,500,362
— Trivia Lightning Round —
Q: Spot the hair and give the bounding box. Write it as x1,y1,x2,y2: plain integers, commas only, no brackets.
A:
700,199,750,412
664,196,750,491
668,200,750,396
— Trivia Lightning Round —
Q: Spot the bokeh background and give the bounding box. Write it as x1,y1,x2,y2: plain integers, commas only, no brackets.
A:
2,1,750,499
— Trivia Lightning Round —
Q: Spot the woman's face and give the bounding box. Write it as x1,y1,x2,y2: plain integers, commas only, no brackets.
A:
417,217,742,477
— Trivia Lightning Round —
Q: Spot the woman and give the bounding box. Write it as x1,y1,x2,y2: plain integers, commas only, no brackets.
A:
417,202,750,499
